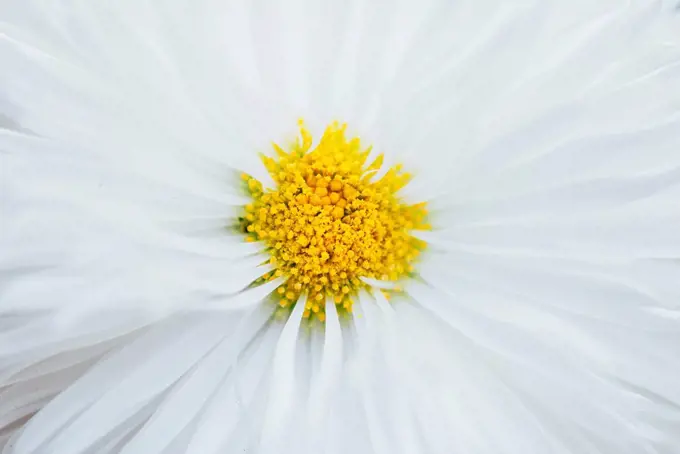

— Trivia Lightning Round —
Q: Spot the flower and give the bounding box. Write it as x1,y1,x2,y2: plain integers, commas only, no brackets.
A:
2,1,680,453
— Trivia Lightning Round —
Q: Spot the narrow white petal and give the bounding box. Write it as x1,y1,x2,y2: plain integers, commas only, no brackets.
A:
11,315,234,454
118,306,272,454
305,297,343,449
183,322,282,454
257,293,306,452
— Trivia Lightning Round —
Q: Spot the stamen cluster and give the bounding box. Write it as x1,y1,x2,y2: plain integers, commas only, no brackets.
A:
240,121,429,321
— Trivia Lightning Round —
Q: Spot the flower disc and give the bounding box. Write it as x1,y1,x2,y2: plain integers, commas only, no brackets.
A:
240,121,429,322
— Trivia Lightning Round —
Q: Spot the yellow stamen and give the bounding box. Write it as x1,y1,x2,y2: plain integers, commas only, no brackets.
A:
239,121,429,322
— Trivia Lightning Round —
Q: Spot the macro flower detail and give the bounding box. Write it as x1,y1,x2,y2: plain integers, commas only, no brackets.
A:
240,121,429,322
2,1,680,454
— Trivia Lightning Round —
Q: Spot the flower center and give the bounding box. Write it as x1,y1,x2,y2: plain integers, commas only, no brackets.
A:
239,121,429,322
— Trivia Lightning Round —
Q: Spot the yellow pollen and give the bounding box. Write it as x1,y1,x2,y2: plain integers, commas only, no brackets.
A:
239,121,429,322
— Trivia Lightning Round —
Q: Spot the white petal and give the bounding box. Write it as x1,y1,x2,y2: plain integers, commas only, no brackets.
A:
11,314,243,454
257,294,307,452
305,298,344,450
183,320,282,454
118,306,273,454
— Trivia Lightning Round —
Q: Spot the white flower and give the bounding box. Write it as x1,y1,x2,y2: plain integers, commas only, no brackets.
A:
2,1,680,453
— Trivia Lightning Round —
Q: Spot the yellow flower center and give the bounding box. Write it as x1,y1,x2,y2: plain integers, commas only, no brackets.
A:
240,121,429,322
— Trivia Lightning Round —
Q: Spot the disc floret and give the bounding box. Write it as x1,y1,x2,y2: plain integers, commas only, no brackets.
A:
240,121,429,322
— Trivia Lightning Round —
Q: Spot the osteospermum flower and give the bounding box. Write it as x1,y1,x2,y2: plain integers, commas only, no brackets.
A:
2,0,680,453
